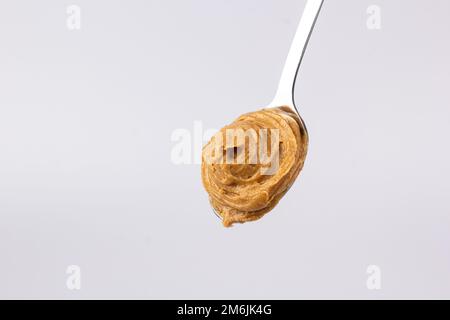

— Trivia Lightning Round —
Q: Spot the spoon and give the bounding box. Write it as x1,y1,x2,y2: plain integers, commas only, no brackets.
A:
269,0,324,112
212,0,324,220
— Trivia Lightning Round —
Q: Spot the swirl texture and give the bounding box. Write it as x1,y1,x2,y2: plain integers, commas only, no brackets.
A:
201,106,308,227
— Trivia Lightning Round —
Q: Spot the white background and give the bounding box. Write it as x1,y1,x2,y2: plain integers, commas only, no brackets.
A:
0,0,449,299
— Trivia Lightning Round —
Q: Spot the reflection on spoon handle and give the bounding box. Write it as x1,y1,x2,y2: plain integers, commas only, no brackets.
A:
271,0,324,109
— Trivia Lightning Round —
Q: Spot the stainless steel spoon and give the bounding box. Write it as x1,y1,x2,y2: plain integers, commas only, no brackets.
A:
212,0,324,221
268,0,324,113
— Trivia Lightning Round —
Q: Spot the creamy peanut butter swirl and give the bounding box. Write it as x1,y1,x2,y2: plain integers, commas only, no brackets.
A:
201,106,308,227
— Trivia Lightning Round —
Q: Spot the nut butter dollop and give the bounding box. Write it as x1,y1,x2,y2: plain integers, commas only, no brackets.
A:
201,106,308,227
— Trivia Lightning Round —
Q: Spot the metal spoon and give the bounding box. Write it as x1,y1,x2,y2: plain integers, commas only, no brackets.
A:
268,0,324,112
212,0,325,221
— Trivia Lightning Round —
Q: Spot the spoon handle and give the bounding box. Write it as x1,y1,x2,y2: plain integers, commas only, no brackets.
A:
271,0,324,109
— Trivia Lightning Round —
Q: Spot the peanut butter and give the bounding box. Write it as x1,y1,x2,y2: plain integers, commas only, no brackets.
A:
201,106,308,227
